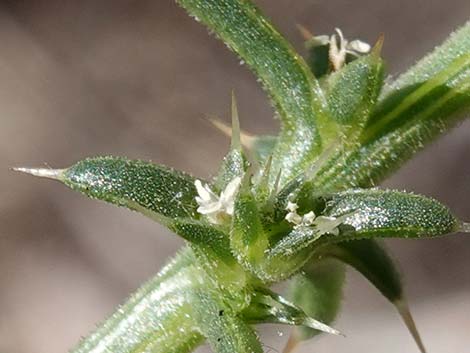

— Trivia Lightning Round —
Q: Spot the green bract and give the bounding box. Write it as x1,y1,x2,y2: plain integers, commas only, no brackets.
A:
15,1,469,353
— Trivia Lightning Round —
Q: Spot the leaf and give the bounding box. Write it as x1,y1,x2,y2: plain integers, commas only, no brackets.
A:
241,287,341,336
71,248,204,353
192,289,264,353
326,40,385,135
311,22,470,191
56,156,199,221
319,189,462,243
318,240,426,353
176,0,336,186
382,20,470,97
15,157,237,256
231,180,270,278
285,259,345,347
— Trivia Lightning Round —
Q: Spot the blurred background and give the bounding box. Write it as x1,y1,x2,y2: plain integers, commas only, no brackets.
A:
1,1,469,352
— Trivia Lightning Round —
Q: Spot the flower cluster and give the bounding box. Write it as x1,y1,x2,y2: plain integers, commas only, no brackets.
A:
285,201,341,236
195,177,241,224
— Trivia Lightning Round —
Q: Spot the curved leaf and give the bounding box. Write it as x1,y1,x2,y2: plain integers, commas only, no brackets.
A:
319,189,462,243
192,289,263,353
311,23,470,191
318,240,426,352
326,44,385,135
62,156,200,221
176,0,336,186
286,259,345,347
71,248,204,353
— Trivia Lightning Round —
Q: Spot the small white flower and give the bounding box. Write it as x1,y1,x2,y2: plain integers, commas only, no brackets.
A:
286,201,299,213
311,28,371,71
195,177,241,224
285,202,341,236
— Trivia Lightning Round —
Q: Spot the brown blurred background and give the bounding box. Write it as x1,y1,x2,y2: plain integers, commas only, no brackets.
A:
1,1,469,352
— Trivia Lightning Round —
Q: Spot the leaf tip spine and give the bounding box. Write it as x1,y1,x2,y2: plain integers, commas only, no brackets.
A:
394,299,427,353
12,167,64,180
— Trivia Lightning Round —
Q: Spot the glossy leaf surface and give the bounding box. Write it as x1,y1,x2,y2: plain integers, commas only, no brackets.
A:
71,249,204,353
176,0,335,186
320,189,461,243
287,260,345,342
62,156,200,221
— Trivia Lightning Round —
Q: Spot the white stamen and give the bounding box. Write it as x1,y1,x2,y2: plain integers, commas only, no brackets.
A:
284,201,342,236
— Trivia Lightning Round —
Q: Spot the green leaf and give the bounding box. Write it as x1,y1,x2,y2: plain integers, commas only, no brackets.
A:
326,41,385,135
250,135,277,165
15,158,240,257
231,181,270,278
61,156,200,221
71,248,204,353
319,189,462,243
311,22,470,191
318,240,426,353
286,259,345,345
241,287,341,336
382,20,470,97
192,289,263,353
176,0,336,186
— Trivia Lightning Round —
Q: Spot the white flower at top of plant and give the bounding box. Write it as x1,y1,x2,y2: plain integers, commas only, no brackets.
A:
311,28,371,71
285,201,340,236
195,176,242,224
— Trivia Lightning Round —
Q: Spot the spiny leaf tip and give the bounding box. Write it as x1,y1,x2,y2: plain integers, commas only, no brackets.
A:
12,167,64,180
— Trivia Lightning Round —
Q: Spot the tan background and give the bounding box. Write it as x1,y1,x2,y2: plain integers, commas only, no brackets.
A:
1,1,469,352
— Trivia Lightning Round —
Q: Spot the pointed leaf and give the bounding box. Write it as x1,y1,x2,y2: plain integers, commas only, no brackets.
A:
71,248,204,353
16,157,240,256
61,156,200,221
231,183,270,278
326,44,385,135
311,23,470,191
319,189,462,243
242,287,341,336
286,260,345,342
250,135,277,165
192,289,263,353
215,94,249,189
176,0,336,186
318,239,426,352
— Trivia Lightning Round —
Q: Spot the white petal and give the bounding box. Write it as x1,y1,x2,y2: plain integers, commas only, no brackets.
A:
197,201,222,215
347,39,371,53
194,180,214,202
313,216,341,235
302,211,316,225
221,176,242,201
285,212,302,225
286,201,299,212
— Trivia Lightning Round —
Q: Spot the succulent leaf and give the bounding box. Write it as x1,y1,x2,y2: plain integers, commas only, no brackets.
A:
326,41,385,136
319,189,462,243
242,287,341,336
62,156,201,221
192,289,264,353
286,259,345,346
312,23,470,191
176,0,337,186
317,239,426,353
71,248,204,353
